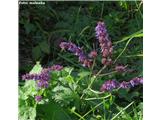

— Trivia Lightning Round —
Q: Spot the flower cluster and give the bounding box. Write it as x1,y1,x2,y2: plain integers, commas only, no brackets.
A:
115,65,127,72
100,80,119,92
95,21,113,65
35,95,42,102
60,42,93,67
88,50,97,58
22,65,63,88
100,77,143,92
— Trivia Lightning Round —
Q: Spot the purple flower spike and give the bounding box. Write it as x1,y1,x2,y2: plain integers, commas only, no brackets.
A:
100,80,119,92
100,77,143,92
95,21,113,65
22,64,63,89
22,73,40,81
89,50,97,58
35,96,42,102
60,42,92,67
115,65,127,72
129,77,143,87
37,80,49,88
120,81,131,89
52,65,63,71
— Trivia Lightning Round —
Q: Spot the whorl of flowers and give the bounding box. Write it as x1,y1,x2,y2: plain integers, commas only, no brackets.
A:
95,21,113,65
22,65,63,88
100,77,143,92
115,65,127,72
35,95,42,102
59,42,93,67
100,80,119,92
88,50,97,58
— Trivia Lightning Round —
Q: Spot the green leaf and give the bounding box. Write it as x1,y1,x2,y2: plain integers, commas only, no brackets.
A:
65,75,74,83
78,71,90,78
50,70,60,80
23,80,37,97
19,106,36,120
32,46,42,61
37,101,72,120
30,61,42,74
64,67,73,75
39,41,50,54
24,23,36,34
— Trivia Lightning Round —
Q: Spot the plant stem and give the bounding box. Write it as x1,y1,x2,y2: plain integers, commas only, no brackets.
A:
111,101,134,120
88,88,104,94
81,65,107,99
84,94,111,101
95,65,107,77
79,100,105,120
91,58,96,71
70,109,85,120
98,71,117,77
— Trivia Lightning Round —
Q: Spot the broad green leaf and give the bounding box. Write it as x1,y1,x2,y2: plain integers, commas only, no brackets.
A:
23,80,37,97
39,41,50,54
24,23,36,34
19,106,36,120
65,75,74,83
30,61,42,74
32,46,42,61
37,101,72,120
78,71,90,78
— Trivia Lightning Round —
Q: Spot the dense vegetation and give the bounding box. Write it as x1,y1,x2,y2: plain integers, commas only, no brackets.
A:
19,1,143,120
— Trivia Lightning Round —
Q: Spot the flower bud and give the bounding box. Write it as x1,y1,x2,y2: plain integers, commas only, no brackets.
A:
89,51,97,58
35,96,42,102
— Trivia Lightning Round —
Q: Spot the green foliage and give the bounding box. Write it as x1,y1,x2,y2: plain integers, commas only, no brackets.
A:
37,101,72,120
19,62,42,120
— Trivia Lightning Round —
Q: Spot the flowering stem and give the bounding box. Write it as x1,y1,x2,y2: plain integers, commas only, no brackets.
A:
84,94,111,101
111,101,134,120
88,88,104,94
113,37,133,64
95,65,107,77
70,109,85,120
98,71,117,77
81,65,107,99
79,100,106,120
91,58,96,71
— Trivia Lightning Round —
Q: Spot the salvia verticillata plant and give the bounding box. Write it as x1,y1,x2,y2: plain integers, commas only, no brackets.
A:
22,21,143,102
20,20,143,120
59,21,143,93
21,21,143,119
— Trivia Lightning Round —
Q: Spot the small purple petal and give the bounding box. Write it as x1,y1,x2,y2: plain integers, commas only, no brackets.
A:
35,96,42,102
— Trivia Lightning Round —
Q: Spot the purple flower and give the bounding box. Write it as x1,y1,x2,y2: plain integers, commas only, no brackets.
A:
115,65,126,72
100,80,119,92
120,81,131,89
95,21,113,65
129,77,143,87
95,22,108,40
100,77,143,92
22,73,40,81
22,64,63,88
88,50,97,58
53,65,63,71
37,80,49,88
59,42,93,67
35,96,42,102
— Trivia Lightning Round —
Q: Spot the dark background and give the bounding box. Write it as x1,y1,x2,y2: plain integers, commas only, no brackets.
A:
19,1,143,81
